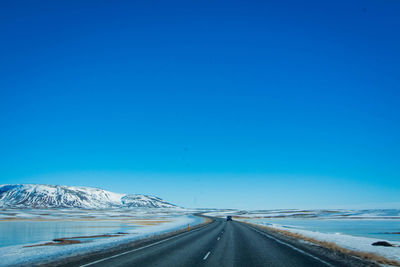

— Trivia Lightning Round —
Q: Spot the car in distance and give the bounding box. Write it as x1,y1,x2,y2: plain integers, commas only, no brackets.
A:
226,216,233,221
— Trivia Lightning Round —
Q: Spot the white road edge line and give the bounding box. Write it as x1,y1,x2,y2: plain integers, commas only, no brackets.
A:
79,221,214,267
203,251,211,260
248,226,334,267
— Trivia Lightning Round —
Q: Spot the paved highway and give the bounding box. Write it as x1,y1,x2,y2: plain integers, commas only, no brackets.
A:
71,218,352,267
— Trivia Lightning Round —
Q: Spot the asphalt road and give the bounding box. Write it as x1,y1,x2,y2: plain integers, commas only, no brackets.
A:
74,218,348,267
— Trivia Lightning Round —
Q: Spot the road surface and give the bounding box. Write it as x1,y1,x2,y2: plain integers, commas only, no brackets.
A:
70,218,352,267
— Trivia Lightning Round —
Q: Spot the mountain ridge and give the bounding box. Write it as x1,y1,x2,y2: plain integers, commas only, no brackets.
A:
0,184,178,209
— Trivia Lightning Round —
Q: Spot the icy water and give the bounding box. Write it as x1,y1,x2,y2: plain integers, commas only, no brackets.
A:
253,218,400,242
0,220,138,248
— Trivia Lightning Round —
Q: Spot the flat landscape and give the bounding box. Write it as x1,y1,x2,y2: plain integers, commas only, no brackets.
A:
1,207,400,266
0,208,203,266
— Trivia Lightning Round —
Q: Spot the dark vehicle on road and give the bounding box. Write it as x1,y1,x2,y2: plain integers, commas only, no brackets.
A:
226,216,232,221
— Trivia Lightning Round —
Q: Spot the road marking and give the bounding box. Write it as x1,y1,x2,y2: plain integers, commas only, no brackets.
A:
79,221,216,267
217,237,220,240
203,251,211,260
248,226,334,267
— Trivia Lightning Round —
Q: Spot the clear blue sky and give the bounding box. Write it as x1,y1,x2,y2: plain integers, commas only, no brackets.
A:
1,0,399,209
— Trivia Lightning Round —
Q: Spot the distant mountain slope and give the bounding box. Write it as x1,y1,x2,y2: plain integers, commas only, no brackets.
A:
0,184,177,209
121,194,175,208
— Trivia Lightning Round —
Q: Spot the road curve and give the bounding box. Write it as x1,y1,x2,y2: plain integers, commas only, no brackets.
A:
68,217,353,267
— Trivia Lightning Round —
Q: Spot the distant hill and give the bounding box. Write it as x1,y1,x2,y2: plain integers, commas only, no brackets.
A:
0,184,177,209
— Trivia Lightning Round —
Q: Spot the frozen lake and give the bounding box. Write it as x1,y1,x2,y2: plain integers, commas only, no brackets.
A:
0,213,202,267
0,220,138,248
252,218,400,242
0,208,192,248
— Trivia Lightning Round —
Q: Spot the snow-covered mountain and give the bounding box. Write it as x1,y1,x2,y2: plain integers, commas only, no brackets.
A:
121,194,175,208
0,184,177,209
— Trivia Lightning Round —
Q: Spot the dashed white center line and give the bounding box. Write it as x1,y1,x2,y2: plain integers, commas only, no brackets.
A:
203,251,211,260
217,237,220,240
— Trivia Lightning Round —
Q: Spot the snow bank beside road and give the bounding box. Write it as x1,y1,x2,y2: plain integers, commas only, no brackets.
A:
0,215,204,267
247,220,400,263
